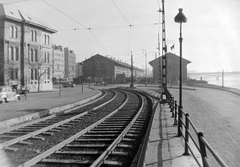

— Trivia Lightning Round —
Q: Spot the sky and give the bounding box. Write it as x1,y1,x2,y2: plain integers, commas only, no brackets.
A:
1,0,240,73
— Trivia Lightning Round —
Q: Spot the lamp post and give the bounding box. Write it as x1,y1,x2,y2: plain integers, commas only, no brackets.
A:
174,8,187,136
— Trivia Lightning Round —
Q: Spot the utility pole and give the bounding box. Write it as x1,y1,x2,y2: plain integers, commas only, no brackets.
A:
130,51,134,88
222,70,224,88
161,0,167,100
145,50,147,86
19,11,25,87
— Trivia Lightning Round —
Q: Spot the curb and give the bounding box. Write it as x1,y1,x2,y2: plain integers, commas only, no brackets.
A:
0,91,102,129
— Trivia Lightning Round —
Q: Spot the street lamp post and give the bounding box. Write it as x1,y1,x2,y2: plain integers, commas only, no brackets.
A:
174,8,187,137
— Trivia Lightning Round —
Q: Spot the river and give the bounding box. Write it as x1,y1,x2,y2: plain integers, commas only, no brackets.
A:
188,72,240,89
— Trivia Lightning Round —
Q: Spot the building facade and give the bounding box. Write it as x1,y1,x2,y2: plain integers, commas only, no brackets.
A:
0,4,57,91
64,47,76,81
75,62,83,83
149,52,191,85
82,54,144,84
52,45,64,81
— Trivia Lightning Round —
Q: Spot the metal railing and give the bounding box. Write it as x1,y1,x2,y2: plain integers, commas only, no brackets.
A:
166,89,228,167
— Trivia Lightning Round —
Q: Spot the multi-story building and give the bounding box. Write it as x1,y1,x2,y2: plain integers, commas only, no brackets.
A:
75,62,83,83
52,45,64,81
149,52,191,85
0,4,57,91
64,47,76,81
82,54,144,84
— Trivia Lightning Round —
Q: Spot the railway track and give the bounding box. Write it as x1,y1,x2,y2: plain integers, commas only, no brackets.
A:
0,90,115,151
3,88,153,167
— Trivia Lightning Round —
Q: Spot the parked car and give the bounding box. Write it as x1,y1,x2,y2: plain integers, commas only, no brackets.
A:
11,85,30,95
0,86,21,103
61,82,75,88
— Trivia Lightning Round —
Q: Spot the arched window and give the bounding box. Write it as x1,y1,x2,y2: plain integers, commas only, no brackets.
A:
35,49,38,62
47,52,50,63
9,46,14,60
14,47,19,61
31,49,34,62
47,35,49,45
32,49,35,62
44,52,47,63
14,27,17,38
30,30,33,41
44,34,47,44
9,46,12,60
9,26,13,38
34,31,37,41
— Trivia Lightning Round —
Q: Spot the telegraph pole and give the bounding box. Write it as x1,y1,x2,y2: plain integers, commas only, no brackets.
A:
161,0,167,99
130,51,134,88
157,0,168,101
145,50,147,85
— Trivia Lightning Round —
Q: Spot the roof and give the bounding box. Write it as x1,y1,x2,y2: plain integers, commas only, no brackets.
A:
84,54,144,72
0,4,57,33
149,52,191,67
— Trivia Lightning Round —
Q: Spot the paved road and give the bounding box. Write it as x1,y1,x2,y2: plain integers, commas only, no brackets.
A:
169,87,240,167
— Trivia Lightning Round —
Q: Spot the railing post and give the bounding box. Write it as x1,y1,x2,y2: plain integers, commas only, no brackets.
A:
184,113,190,155
174,100,178,125
198,132,207,167
171,97,174,117
177,106,182,136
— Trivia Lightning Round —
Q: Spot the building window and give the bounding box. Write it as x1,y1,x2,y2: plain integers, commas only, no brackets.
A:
9,46,13,60
30,49,34,62
47,52,50,63
14,27,17,38
44,52,50,63
35,69,38,80
47,67,50,79
9,26,18,38
35,49,38,62
10,68,18,80
44,52,46,63
14,47,19,61
9,26,13,38
44,34,50,45
30,30,37,42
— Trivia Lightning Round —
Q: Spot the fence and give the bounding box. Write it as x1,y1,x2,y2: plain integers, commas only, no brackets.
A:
166,90,228,167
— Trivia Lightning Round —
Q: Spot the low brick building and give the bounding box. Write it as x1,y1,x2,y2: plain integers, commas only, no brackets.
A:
149,52,191,85
82,54,144,84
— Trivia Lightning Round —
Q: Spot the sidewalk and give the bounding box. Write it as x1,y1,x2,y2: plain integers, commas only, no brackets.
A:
144,101,199,167
0,85,101,129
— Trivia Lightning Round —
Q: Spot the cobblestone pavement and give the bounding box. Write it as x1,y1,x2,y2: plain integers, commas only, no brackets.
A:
169,87,240,167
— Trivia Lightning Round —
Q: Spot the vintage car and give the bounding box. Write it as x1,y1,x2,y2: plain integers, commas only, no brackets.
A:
61,81,75,88
0,86,21,103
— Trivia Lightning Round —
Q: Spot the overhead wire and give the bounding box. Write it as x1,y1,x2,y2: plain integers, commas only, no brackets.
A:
111,0,131,25
111,0,133,61
42,0,88,29
56,23,159,31
41,0,108,55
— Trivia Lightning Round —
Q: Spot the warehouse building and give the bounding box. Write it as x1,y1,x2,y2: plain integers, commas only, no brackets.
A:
149,52,191,85
82,54,144,84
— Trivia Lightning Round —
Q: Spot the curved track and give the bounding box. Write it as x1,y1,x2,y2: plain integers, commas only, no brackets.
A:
0,90,115,151
3,88,153,167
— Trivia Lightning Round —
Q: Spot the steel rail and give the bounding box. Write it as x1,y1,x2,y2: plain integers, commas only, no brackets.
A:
0,90,112,150
90,91,145,167
18,91,129,167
